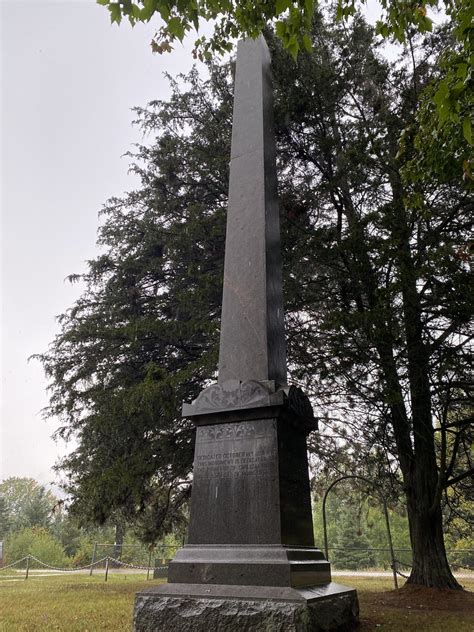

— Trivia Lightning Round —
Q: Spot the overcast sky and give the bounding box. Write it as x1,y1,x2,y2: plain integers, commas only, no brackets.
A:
0,0,205,489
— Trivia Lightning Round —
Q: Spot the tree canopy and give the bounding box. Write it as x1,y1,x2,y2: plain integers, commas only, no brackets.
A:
96,0,468,58
37,15,472,588
98,0,473,179
0,478,57,534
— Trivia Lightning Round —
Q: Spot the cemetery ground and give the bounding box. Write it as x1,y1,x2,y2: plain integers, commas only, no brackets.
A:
0,573,472,631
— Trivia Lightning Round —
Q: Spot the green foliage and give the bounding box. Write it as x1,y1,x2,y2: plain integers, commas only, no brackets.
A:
399,9,473,184
443,481,474,570
71,534,97,567
36,59,236,540
0,494,11,538
334,505,376,569
97,0,472,167
0,478,57,533
98,0,315,59
70,528,180,566
449,538,474,570
4,527,70,568
313,491,412,570
50,512,84,557
95,0,470,63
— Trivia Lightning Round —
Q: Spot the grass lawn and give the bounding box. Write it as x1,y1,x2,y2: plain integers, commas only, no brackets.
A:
0,573,472,631
342,575,474,631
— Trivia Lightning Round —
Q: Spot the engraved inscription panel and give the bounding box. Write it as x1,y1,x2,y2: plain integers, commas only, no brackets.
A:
194,421,276,479
188,417,281,544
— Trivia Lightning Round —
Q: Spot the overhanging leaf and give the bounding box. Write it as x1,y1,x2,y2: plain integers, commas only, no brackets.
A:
462,117,472,145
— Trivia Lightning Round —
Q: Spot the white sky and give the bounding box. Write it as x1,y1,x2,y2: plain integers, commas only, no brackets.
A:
0,0,203,488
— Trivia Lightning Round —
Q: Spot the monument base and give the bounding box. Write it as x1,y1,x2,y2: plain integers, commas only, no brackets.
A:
133,582,359,631
168,544,331,587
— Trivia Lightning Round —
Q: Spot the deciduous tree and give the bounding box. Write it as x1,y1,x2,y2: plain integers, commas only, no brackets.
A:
0,478,57,533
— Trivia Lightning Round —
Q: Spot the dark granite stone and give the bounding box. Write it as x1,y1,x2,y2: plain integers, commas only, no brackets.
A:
187,416,281,545
134,583,359,631
218,36,286,386
183,401,316,543
277,418,315,546
152,559,170,580
168,400,325,589
168,545,330,587
182,379,283,417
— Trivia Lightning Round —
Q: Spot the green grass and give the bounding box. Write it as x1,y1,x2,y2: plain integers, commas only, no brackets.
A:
0,573,472,631
0,573,154,631
337,575,474,631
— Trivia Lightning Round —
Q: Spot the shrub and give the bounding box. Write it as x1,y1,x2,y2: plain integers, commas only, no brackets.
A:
4,527,70,568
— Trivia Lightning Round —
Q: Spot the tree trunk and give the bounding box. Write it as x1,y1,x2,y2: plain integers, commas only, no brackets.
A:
405,479,460,589
389,178,461,590
338,178,462,590
112,522,124,568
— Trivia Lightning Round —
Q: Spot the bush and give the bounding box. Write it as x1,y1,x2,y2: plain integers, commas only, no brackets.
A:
4,527,70,568
71,536,97,567
448,538,474,570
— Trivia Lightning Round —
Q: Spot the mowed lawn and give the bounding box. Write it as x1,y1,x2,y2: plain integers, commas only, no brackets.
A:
0,573,473,631
0,573,153,631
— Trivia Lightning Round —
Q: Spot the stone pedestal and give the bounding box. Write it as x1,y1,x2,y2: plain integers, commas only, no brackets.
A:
134,583,359,632
133,382,359,630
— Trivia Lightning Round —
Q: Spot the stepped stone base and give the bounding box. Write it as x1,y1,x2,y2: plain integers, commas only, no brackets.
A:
168,545,331,587
133,582,359,631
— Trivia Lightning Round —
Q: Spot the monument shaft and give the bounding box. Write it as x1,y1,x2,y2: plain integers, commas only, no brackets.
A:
219,37,286,385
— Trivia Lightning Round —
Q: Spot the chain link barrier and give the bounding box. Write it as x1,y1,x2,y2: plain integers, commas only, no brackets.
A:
0,555,30,571
106,556,167,571
391,558,474,580
27,555,110,572
0,554,168,580
392,559,412,579
1,552,472,582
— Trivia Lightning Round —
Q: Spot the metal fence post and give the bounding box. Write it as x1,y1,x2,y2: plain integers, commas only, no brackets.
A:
104,557,109,582
322,474,400,588
90,542,98,576
322,491,330,561
382,501,399,589
25,555,30,580
147,550,152,581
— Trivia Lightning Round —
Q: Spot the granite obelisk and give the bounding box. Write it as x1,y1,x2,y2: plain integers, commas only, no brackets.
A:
218,33,286,387
134,36,358,631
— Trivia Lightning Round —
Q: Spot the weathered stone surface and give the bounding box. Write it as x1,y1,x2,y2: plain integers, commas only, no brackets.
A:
183,412,315,551
134,583,359,632
218,35,286,386
187,416,280,545
182,380,318,432
168,545,330,587
182,379,283,416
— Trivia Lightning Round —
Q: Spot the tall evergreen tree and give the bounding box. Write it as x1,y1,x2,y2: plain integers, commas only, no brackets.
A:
333,503,376,570
37,16,472,588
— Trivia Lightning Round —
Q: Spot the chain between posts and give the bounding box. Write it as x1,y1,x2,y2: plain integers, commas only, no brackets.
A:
0,555,30,571
1,553,471,582
28,555,110,572
0,554,168,581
